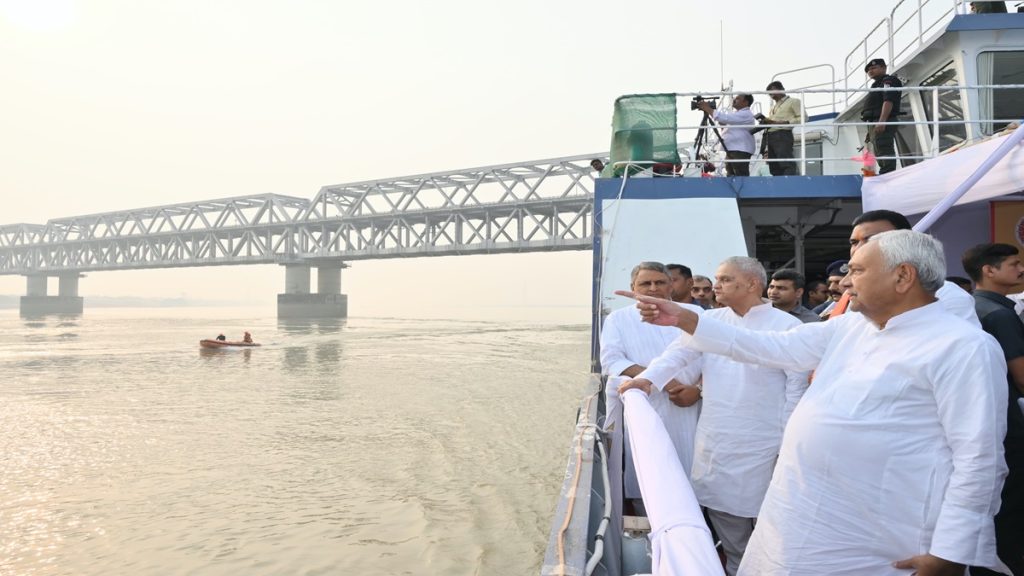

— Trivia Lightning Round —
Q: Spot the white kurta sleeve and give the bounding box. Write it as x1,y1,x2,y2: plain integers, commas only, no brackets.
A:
689,313,841,372
637,333,702,391
926,337,1008,566
782,368,810,425
600,310,637,377
937,281,981,328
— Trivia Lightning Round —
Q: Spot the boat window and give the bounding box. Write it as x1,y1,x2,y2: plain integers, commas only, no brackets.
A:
919,62,966,153
978,51,1024,135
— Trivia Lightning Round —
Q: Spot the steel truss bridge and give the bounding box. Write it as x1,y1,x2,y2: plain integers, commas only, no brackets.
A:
0,154,601,276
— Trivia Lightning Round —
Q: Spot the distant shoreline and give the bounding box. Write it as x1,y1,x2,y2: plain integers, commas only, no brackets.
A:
0,295,255,309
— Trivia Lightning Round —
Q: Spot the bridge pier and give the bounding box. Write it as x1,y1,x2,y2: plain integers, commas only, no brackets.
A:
277,262,348,318
20,273,84,316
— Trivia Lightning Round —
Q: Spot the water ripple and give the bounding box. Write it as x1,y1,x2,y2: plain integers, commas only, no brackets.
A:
0,309,586,575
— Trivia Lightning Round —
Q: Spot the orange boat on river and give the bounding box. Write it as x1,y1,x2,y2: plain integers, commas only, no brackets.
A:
199,339,261,349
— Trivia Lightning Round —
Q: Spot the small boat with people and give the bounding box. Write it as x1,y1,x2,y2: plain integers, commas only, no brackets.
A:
199,331,259,349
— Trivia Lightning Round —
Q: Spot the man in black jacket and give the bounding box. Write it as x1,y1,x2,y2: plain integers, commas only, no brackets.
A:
862,58,903,174
964,243,1024,575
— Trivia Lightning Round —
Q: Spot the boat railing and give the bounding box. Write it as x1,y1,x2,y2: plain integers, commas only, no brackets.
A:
541,374,610,576
771,64,838,117
842,0,964,105
609,84,1024,177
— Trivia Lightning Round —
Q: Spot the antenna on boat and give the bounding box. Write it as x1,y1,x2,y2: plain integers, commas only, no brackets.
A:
719,20,724,90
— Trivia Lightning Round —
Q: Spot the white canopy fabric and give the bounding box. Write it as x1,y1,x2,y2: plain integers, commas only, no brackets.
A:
622,389,725,576
862,131,1024,215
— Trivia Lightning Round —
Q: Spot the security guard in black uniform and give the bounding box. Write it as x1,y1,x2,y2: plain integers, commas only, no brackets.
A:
861,58,902,174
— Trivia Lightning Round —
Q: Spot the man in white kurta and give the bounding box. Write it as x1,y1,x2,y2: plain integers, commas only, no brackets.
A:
631,257,809,576
600,262,703,576
619,231,1008,575
601,263,703,495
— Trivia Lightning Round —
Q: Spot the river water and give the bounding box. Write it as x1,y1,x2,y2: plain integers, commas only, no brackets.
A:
0,307,589,576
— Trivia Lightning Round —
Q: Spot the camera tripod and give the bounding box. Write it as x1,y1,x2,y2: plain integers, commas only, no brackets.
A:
692,111,730,172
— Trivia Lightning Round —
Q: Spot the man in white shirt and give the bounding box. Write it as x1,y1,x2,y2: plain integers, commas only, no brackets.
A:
696,94,756,176
626,257,809,576
600,262,703,506
618,230,1008,576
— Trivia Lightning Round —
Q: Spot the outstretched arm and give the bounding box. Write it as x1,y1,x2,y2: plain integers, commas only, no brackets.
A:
616,290,838,372
614,290,701,334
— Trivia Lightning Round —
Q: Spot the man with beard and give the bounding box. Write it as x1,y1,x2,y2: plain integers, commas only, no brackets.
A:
812,260,848,318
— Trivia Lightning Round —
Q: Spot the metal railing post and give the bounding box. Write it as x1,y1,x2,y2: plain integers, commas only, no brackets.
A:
887,16,895,66
931,87,941,155
800,126,807,176
918,0,924,46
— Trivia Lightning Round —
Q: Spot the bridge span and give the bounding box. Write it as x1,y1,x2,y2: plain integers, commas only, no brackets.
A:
0,154,600,316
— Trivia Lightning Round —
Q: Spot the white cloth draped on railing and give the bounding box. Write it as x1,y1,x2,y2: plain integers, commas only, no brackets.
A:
622,388,725,576
862,126,1024,217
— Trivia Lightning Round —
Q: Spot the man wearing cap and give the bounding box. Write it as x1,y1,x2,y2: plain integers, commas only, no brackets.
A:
970,1,1008,13
758,81,802,176
812,260,849,318
862,58,903,174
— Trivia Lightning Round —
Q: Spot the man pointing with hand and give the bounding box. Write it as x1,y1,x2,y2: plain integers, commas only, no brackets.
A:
618,230,1007,576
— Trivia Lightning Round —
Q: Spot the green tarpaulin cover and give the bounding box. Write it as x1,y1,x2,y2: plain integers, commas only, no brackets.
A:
606,94,680,176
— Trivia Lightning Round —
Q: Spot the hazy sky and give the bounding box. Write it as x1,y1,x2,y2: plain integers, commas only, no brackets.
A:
0,0,909,318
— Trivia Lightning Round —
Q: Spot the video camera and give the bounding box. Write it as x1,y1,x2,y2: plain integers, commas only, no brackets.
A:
690,95,718,111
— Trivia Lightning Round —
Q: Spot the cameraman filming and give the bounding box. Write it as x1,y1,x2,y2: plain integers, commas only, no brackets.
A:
696,94,756,176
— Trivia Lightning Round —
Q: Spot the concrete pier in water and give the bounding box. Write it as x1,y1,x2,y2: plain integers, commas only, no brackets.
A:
20,273,84,316
277,262,348,318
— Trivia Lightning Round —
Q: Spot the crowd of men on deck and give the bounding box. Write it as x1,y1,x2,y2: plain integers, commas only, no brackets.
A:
600,210,1023,576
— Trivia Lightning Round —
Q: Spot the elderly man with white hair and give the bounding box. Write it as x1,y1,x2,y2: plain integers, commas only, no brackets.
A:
618,230,1008,576
624,256,809,576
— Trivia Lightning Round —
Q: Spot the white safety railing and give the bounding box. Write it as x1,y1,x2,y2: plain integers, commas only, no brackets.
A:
842,0,965,104
608,84,1024,177
771,64,838,117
